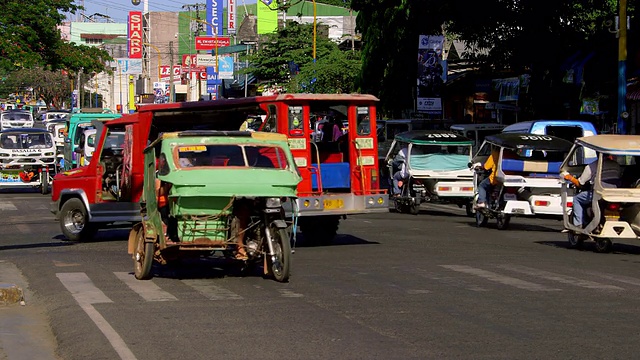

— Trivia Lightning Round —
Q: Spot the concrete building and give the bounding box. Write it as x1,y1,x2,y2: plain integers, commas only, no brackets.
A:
69,22,127,47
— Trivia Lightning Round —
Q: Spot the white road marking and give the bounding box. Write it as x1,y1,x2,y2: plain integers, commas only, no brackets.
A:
440,265,561,292
414,268,489,292
57,273,137,360
182,279,243,300
0,202,17,211
588,272,640,287
406,289,431,294
114,272,178,302
498,265,624,291
277,288,304,298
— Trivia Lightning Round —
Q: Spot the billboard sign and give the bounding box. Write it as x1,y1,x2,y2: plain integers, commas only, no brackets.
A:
128,11,143,59
417,35,445,115
196,55,234,79
160,65,181,82
195,36,231,50
117,58,143,74
206,0,223,36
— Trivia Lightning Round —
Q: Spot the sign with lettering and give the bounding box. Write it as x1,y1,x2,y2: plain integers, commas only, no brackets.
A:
128,11,143,59
195,36,231,50
228,0,236,34
206,0,223,36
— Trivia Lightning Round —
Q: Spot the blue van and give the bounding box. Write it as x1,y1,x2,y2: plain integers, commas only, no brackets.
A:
502,120,597,162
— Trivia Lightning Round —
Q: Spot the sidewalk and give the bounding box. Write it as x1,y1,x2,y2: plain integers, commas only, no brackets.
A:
0,260,59,360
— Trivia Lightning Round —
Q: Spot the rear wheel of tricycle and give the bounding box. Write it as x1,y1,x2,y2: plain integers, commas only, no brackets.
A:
267,225,291,282
409,203,420,215
59,198,97,241
133,229,154,280
476,210,488,227
496,215,511,230
465,202,475,217
594,238,613,253
567,232,584,249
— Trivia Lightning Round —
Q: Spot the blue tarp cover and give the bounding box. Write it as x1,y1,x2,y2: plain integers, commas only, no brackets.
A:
409,154,469,171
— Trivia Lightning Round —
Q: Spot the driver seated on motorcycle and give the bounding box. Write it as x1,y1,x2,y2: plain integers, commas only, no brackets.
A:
474,146,501,209
562,155,621,228
390,146,409,196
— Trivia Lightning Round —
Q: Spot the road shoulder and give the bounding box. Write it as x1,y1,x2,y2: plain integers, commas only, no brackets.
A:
0,260,59,360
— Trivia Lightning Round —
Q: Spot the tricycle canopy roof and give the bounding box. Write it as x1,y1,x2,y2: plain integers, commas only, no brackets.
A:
394,130,473,145
149,130,288,149
575,135,640,155
483,133,572,152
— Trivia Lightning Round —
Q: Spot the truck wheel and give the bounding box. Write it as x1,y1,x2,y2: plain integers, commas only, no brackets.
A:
59,198,97,241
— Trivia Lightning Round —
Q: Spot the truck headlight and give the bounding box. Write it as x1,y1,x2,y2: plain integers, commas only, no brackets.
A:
266,197,282,208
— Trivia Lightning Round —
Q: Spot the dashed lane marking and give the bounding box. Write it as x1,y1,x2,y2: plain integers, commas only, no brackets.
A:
440,265,561,292
276,288,304,298
114,272,178,302
498,265,624,291
181,279,244,300
0,202,17,211
57,273,137,360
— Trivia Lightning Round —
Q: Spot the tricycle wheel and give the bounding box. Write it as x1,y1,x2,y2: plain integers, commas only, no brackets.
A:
476,209,488,227
267,225,290,282
40,172,49,195
594,238,613,253
409,203,420,215
567,232,584,249
59,198,97,241
133,229,154,280
465,202,475,217
496,215,511,230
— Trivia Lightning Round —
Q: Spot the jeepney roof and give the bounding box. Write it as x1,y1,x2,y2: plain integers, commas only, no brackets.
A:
150,130,288,149
575,135,640,155
136,94,379,114
394,130,473,145
484,133,572,151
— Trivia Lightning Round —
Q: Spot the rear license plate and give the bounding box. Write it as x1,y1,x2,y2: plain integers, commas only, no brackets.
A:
324,199,344,210
511,208,525,214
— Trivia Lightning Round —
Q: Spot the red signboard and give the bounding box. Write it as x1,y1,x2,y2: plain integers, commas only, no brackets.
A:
160,65,206,81
128,11,143,59
160,65,181,81
181,54,204,72
195,36,231,50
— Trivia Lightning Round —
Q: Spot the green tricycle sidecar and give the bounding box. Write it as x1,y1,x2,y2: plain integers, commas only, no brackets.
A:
128,130,301,282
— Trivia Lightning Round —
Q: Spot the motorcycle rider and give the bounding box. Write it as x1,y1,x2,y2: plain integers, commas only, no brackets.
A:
562,155,621,228
391,146,409,196
474,145,501,209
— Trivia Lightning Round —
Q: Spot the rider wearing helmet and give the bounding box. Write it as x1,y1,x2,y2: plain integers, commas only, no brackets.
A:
475,146,500,208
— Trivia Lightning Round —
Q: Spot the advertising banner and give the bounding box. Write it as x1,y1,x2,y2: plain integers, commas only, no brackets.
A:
228,0,237,35
206,0,223,36
195,36,231,50
257,0,278,34
217,56,234,79
417,35,445,115
117,58,143,74
492,77,520,102
159,65,181,82
153,82,168,104
128,11,143,59
206,67,221,94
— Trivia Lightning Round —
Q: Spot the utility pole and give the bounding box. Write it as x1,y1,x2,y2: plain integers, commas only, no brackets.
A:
169,41,175,102
618,0,628,134
183,3,206,100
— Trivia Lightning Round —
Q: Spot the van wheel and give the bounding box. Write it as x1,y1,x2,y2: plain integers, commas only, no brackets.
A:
594,238,613,253
59,198,97,241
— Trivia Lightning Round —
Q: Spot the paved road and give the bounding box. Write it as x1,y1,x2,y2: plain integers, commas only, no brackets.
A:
2,192,640,359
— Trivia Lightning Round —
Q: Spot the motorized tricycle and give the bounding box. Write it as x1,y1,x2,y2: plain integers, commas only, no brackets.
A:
472,133,572,229
128,130,301,282
0,128,57,194
561,135,640,252
385,130,475,215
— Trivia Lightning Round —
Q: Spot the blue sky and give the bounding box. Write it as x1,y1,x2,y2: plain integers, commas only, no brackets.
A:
78,0,258,23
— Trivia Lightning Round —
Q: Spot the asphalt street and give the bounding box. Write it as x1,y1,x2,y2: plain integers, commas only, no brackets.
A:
2,191,640,359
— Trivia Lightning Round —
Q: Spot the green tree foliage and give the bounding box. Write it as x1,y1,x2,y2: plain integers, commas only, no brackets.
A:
246,21,359,93
290,50,361,93
0,68,71,109
0,0,111,74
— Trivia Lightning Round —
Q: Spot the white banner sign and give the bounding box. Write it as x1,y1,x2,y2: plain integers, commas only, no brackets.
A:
116,58,143,74
196,55,234,79
416,97,442,114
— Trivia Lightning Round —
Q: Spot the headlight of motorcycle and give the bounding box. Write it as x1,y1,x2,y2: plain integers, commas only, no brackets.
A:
266,197,282,208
